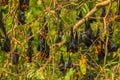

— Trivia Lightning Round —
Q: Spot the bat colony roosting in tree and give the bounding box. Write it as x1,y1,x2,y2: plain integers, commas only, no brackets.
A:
0,0,119,79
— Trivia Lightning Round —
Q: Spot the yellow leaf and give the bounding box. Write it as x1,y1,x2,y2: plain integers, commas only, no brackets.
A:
79,60,86,75
113,52,116,58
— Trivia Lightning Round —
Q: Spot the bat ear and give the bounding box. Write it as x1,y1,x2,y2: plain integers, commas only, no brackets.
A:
59,53,65,71
66,55,72,69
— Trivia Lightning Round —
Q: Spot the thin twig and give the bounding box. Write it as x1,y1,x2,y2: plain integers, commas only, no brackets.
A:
104,0,112,65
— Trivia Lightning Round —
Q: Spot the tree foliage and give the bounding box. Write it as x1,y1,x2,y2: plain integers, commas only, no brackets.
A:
0,0,120,80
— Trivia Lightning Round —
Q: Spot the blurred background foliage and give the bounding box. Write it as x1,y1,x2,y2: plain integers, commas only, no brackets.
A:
0,0,120,80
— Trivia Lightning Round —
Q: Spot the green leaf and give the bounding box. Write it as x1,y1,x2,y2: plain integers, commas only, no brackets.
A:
64,68,75,80
104,62,118,68
60,45,66,52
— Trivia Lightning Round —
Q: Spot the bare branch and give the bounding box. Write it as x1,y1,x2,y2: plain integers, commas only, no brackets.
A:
73,0,111,30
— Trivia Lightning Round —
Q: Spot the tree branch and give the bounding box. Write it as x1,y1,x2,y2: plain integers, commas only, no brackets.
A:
73,0,111,30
